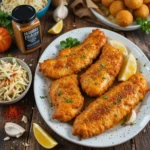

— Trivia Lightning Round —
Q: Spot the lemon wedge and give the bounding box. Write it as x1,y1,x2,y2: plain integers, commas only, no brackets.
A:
48,20,63,34
108,40,128,57
118,53,137,81
33,123,58,149
125,109,136,125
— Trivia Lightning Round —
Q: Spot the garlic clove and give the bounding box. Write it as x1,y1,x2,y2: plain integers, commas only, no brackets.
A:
5,122,25,138
125,109,136,125
22,142,29,147
3,136,10,141
53,3,68,22
21,115,28,124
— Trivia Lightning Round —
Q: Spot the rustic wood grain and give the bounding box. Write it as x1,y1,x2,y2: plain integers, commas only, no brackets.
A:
0,14,47,150
0,3,150,150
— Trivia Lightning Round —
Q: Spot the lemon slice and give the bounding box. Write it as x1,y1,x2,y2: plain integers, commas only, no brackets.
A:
108,40,128,57
125,109,136,125
48,20,63,34
118,53,137,81
33,123,58,149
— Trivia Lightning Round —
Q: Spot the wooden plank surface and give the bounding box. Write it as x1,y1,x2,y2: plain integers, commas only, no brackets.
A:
0,4,150,150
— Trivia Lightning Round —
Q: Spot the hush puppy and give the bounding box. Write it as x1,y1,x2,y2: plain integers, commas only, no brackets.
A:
133,4,149,18
124,0,143,9
101,0,116,7
109,1,126,17
116,10,133,27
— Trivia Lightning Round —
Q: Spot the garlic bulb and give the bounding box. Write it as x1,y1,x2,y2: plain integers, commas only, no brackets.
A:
5,122,25,138
53,1,68,22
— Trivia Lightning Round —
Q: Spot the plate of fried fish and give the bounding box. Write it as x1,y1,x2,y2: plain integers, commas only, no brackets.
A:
34,27,150,147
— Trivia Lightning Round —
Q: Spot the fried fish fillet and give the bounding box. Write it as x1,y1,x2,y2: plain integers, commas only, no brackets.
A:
80,44,124,97
49,74,84,122
73,74,148,138
39,29,107,79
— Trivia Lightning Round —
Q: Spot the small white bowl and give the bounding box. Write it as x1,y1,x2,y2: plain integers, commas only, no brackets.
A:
0,57,32,104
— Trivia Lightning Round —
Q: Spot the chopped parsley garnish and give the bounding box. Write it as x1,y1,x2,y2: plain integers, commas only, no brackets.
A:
8,53,12,57
101,63,105,68
102,77,106,80
113,99,121,105
86,118,90,122
98,69,102,72
136,58,138,60
130,122,136,126
85,43,91,48
58,91,62,96
114,114,118,118
144,63,146,67
95,82,98,85
65,99,73,103
60,37,80,49
81,54,86,59
40,96,47,99
103,95,108,99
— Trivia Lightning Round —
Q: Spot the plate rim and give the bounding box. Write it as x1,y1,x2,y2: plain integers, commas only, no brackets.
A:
90,8,140,31
34,27,150,148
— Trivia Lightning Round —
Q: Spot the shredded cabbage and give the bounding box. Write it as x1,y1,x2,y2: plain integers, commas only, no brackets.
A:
0,58,29,101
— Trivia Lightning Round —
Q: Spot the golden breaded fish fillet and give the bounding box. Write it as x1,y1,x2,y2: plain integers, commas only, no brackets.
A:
39,29,107,79
73,74,148,138
80,44,124,97
49,74,84,122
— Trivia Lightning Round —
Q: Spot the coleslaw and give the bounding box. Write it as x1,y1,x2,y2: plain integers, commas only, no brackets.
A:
0,58,29,101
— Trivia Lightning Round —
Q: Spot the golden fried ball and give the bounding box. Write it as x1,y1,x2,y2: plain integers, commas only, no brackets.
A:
116,10,133,27
101,0,116,7
133,4,149,18
109,1,126,17
143,0,150,4
124,0,143,10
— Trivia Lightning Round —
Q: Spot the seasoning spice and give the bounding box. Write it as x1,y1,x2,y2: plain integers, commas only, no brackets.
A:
3,106,24,122
12,5,42,54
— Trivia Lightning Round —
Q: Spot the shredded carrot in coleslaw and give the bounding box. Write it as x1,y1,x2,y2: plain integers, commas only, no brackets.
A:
0,59,29,101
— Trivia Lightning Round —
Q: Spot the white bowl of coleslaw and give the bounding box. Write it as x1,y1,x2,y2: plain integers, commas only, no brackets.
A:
0,57,32,104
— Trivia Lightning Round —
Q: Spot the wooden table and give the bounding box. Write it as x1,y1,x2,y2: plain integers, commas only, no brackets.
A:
0,5,150,150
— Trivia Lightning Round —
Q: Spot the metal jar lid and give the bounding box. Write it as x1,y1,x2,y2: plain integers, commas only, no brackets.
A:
12,5,36,24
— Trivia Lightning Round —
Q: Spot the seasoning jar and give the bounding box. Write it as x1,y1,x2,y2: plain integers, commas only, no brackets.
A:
12,5,42,54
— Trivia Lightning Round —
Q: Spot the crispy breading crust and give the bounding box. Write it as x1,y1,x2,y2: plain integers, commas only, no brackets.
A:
80,44,124,97
73,74,148,138
49,74,84,122
39,29,107,79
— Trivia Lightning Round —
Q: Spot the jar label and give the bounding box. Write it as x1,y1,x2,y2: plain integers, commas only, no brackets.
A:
22,26,41,50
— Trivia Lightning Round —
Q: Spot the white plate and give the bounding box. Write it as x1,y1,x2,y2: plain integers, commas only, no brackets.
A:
34,27,150,148
91,8,142,31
